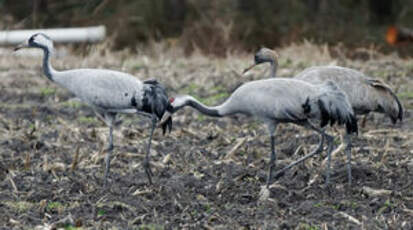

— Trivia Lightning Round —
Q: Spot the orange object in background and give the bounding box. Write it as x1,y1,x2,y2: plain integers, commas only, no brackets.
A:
386,26,413,45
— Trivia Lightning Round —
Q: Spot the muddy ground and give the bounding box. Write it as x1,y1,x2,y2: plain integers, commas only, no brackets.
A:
0,43,412,229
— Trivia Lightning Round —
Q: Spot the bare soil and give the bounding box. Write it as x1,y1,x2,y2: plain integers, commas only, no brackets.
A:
0,44,412,229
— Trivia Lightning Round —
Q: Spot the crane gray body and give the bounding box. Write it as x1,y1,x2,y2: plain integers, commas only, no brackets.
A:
15,33,172,186
168,78,357,186
245,47,403,186
53,68,145,114
210,79,355,130
295,65,403,123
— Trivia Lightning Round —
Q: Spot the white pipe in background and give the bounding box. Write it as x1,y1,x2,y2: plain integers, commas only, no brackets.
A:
0,25,106,45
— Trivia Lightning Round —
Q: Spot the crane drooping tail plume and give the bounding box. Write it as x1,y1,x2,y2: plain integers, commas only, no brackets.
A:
142,79,174,135
366,79,403,124
303,81,358,135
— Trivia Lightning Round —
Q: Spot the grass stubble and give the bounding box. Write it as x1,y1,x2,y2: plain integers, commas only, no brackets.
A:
0,42,412,229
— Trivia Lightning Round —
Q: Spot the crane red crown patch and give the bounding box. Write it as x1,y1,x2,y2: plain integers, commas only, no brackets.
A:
169,97,175,103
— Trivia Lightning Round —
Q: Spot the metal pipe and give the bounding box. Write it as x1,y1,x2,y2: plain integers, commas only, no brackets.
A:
0,25,106,45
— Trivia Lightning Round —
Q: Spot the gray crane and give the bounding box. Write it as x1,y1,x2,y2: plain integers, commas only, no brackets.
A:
243,48,280,78
14,33,173,186
162,78,358,187
244,47,403,185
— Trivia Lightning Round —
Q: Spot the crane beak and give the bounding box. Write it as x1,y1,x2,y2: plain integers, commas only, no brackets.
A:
159,112,173,135
242,63,257,75
14,40,29,51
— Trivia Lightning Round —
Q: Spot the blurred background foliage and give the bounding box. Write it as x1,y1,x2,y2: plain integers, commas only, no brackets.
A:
1,0,413,56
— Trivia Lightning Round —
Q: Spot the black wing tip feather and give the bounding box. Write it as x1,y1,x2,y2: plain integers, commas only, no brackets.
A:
396,94,404,122
389,94,403,124
318,98,358,135
369,79,403,124
398,109,403,122
147,83,170,119
388,88,403,124
161,116,173,135
302,97,311,114
143,79,160,85
317,99,329,128
346,114,358,135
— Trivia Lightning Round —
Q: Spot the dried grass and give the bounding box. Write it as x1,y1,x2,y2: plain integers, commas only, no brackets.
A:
0,43,412,229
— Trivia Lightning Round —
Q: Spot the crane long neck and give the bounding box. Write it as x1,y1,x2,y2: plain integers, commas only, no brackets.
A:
269,60,278,78
177,96,231,117
41,46,57,81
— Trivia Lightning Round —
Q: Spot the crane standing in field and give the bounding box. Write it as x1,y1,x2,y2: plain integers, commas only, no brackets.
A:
244,47,403,185
14,33,173,186
162,78,358,187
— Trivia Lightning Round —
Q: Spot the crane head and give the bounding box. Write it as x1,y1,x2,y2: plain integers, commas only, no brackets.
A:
243,47,279,74
254,47,279,65
159,97,175,135
14,33,54,51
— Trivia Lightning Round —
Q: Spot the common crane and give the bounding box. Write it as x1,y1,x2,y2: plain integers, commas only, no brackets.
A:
161,78,358,187
243,48,280,78
244,47,403,185
14,33,173,186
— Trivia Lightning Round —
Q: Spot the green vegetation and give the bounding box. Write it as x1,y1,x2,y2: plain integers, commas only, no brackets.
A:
204,203,213,214
46,201,64,213
313,202,323,208
181,83,229,105
136,224,164,230
77,116,98,124
40,87,56,97
64,225,82,230
28,123,35,130
97,209,106,217
61,100,84,109
397,92,413,100
4,201,35,213
182,83,200,95
200,92,230,105
331,204,340,210
133,64,146,71
196,114,206,122
377,199,395,215
247,121,260,130
297,223,321,230
397,92,413,109
333,137,341,145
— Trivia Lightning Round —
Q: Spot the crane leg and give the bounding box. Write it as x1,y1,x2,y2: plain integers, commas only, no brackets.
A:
266,135,276,188
143,115,157,185
104,125,114,187
324,134,334,186
360,114,368,128
343,133,352,186
273,132,324,179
